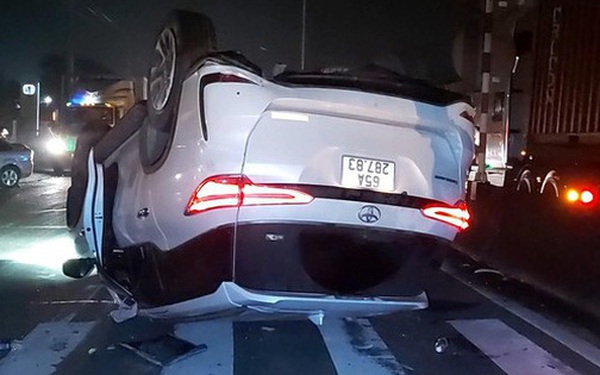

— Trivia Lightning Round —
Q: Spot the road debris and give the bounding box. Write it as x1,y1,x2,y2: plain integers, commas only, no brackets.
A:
434,337,449,353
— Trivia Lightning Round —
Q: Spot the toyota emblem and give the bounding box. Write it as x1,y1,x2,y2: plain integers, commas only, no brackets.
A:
358,205,381,224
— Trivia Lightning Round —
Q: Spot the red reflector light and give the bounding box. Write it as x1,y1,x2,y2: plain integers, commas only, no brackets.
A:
185,175,313,215
581,190,594,204
421,201,471,230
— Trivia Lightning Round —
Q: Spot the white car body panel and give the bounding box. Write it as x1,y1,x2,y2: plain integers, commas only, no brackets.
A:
79,57,475,322
106,64,473,249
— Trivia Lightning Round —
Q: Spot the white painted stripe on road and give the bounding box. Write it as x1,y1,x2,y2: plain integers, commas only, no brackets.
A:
317,317,406,375
0,225,67,230
35,208,67,213
450,319,580,375
32,299,115,305
444,264,600,369
0,321,95,374
163,320,233,375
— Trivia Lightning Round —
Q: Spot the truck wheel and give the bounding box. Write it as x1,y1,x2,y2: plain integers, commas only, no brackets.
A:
142,11,217,171
515,169,533,194
540,171,560,197
0,165,20,188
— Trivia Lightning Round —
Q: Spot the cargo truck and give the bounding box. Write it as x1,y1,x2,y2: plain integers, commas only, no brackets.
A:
471,0,600,210
457,0,600,315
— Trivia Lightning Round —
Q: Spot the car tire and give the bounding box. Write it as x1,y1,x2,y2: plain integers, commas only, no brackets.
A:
0,165,21,188
141,10,217,172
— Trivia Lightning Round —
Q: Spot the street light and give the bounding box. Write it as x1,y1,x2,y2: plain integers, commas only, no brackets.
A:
42,96,53,105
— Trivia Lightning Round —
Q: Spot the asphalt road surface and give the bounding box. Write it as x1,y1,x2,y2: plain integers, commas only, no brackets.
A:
0,174,599,375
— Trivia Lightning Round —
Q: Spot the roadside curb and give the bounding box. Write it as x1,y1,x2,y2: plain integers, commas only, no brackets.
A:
451,243,600,322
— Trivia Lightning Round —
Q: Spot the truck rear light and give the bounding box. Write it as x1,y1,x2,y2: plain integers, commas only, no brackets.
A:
565,188,595,205
580,190,594,204
421,201,471,230
566,189,579,202
185,175,313,215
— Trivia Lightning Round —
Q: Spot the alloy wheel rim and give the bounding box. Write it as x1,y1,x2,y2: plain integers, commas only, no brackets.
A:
149,28,177,112
1,169,18,187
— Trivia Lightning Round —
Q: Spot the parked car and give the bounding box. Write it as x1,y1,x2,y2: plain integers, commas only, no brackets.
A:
64,11,476,323
0,139,33,188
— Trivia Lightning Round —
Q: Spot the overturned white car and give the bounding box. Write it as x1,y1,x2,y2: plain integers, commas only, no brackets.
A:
64,10,476,323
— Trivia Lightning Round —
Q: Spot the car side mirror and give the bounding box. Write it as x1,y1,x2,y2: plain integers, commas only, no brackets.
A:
63,258,96,279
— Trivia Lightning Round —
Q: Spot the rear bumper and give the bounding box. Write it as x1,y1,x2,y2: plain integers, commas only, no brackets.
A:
140,281,428,320
107,221,449,317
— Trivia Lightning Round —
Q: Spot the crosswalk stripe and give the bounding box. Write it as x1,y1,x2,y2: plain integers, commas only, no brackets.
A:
444,262,600,368
164,320,234,375
0,321,96,374
450,319,581,375
318,317,406,375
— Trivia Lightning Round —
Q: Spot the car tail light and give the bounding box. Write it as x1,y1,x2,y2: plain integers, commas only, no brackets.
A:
185,175,313,215
421,201,471,230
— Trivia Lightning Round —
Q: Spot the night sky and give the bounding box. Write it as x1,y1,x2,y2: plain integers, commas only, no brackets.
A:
0,0,471,85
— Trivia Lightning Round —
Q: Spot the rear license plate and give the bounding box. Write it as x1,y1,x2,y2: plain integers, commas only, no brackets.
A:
341,156,395,191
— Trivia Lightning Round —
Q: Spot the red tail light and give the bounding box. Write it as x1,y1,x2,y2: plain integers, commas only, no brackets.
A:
185,175,313,215
421,201,471,230
580,190,594,204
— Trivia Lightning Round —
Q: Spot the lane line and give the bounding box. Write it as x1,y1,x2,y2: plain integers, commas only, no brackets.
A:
450,319,580,375
34,208,67,213
443,263,600,369
163,320,234,375
0,225,67,230
0,321,96,374
317,317,406,375
32,299,115,305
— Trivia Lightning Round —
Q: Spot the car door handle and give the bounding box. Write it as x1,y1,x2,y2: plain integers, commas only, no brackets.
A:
137,207,150,219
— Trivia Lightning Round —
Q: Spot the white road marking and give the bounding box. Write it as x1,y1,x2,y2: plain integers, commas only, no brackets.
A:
35,208,67,213
450,319,580,375
32,299,115,305
444,263,600,369
317,317,406,375
163,320,234,375
0,225,67,230
0,321,95,374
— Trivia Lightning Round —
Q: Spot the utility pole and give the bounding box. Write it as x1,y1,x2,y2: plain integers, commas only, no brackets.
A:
35,82,40,136
67,0,75,97
301,0,306,70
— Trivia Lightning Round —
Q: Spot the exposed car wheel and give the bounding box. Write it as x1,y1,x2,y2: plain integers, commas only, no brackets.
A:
0,165,21,188
141,11,217,171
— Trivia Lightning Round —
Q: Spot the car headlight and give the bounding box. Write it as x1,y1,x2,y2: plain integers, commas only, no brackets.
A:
47,138,67,155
